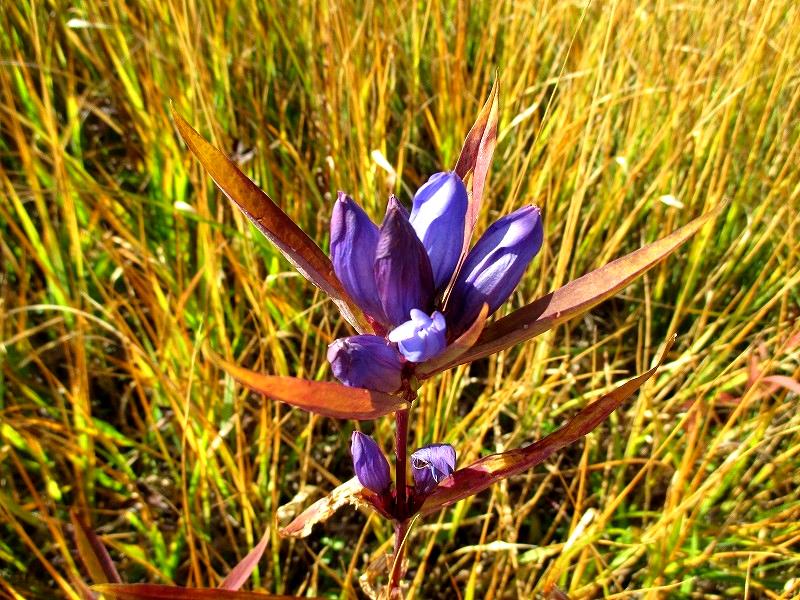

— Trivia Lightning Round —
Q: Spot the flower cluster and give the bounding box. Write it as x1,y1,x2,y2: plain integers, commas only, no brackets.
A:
174,86,702,596
328,171,543,498
327,172,543,392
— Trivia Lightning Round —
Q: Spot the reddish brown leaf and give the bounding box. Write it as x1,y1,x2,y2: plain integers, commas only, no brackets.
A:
420,336,675,515
454,76,500,246
92,584,317,600
786,328,800,351
416,303,489,379
220,359,407,420
70,509,122,585
171,106,370,333
544,584,572,600
715,392,742,407
432,205,723,374
760,375,800,395
279,478,371,538
747,352,761,389
219,527,270,591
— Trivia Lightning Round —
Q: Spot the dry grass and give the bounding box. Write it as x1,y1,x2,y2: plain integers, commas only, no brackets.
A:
1,0,799,598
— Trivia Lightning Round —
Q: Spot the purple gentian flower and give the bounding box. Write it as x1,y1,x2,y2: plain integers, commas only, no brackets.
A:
446,205,543,337
374,196,435,326
411,443,456,494
330,192,388,327
327,336,404,393
409,172,468,289
387,309,447,363
351,431,392,494
328,173,542,391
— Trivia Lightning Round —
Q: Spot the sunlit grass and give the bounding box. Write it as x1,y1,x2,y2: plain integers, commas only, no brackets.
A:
1,0,798,598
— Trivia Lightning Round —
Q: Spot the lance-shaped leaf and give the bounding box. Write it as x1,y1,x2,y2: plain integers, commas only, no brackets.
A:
420,336,675,515
92,584,318,600
431,205,723,374
219,527,270,591
280,477,373,538
759,375,800,395
219,360,408,420
70,509,122,585
171,106,370,333
416,303,489,379
454,76,500,249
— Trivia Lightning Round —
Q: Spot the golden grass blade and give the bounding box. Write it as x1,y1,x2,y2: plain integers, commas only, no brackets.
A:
2,0,797,596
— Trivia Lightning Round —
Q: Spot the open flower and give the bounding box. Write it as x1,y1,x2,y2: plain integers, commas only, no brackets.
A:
411,443,457,494
328,172,543,391
387,309,447,363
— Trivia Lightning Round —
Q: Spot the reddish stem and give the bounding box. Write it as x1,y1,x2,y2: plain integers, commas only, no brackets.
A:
394,407,409,518
389,517,410,596
390,402,411,596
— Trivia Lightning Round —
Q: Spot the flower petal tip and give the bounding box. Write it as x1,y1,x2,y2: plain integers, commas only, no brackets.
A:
410,172,468,289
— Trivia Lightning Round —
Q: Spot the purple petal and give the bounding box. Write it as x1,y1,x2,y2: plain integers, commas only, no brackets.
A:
327,335,404,393
330,192,388,325
351,431,392,494
374,196,435,326
411,443,457,494
387,310,447,363
409,172,468,289
447,206,543,336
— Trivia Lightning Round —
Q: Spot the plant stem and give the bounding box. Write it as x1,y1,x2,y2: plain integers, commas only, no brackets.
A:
390,405,411,596
389,517,410,596
395,407,409,518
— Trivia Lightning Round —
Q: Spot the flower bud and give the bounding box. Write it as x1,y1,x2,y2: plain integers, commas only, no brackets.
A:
387,310,447,363
374,196,435,326
411,443,456,494
351,431,392,494
327,335,404,393
447,205,543,336
330,192,388,325
409,172,468,289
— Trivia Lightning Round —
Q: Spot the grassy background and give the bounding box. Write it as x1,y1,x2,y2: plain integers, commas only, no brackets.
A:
1,0,799,598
